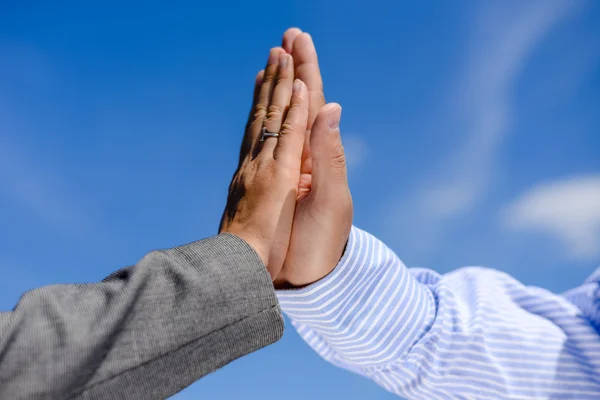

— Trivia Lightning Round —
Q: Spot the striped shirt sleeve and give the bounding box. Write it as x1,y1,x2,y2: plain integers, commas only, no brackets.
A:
276,226,600,399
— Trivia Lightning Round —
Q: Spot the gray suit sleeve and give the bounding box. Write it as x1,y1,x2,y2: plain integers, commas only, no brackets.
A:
0,233,284,400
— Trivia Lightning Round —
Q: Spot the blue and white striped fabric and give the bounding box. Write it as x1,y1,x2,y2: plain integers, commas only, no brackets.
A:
277,227,600,399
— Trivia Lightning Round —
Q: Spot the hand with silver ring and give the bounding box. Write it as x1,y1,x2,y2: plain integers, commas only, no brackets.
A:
220,47,309,280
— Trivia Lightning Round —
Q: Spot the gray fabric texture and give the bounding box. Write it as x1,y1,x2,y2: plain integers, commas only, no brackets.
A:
0,233,284,399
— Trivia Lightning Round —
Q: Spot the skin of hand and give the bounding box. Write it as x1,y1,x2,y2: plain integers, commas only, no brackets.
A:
274,29,353,289
220,47,310,281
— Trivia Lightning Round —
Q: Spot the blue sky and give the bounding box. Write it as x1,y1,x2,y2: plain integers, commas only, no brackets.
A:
1,1,599,399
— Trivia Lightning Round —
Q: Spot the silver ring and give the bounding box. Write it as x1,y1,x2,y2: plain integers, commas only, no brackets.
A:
260,127,280,142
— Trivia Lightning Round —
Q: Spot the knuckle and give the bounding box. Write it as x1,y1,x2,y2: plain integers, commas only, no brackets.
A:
280,120,303,136
253,104,268,120
265,104,284,125
331,145,347,170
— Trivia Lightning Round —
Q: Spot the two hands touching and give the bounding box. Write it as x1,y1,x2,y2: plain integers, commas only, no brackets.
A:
220,28,352,288
3,26,598,400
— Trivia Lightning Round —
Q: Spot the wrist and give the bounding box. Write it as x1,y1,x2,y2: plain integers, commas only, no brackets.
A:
275,230,353,289
276,226,357,295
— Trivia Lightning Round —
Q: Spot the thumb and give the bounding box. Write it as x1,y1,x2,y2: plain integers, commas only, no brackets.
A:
309,103,347,194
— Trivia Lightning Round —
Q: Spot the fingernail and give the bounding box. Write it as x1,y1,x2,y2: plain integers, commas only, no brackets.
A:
293,79,302,93
279,53,288,68
268,49,279,65
327,104,342,130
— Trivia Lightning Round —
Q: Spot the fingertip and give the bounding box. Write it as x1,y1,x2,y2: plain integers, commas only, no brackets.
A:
282,27,302,53
293,78,306,94
292,79,309,109
310,102,347,185
321,102,342,114
268,47,285,65
284,27,302,37
314,103,340,129
326,103,342,130
288,79,309,122
255,70,265,86
297,32,313,44
292,33,316,63
279,53,293,70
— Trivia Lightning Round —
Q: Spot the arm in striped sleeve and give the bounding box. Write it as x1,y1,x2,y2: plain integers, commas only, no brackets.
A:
277,226,600,399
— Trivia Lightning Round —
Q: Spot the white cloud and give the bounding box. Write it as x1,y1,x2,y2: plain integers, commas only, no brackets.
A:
342,135,368,170
503,175,600,260
387,0,579,254
421,0,575,219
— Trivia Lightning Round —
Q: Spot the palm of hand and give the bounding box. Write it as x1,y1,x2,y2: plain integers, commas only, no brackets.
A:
275,142,352,289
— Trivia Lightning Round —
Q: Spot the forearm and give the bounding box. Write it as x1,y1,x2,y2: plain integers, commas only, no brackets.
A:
278,227,600,399
0,233,284,399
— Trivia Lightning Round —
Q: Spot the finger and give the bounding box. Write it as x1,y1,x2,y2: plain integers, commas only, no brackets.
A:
309,103,347,194
291,33,325,129
272,79,309,167
282,27,302,54
238,70,265,166
261,53,294,155
252,69,265,105
249,47,285,149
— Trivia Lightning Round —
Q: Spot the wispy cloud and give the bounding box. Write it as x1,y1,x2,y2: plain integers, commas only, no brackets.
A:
421,0,575,217
343,135,369,171
387,0,579,254
0,42,88,234
0,141,88,233
503,175,600,260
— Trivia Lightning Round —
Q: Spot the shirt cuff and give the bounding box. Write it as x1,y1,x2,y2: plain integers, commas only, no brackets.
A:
276,226,435,367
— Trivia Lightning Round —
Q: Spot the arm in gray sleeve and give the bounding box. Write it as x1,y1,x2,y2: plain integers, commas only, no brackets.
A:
0,233,284,400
